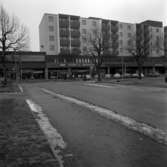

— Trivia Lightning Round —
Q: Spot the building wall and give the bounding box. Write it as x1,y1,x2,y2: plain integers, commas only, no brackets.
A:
136,21,164,57
80,17,101,55
164,26,167,57
118,22,136,57
39,13,60,55
148,26,164,57
39,14,165,58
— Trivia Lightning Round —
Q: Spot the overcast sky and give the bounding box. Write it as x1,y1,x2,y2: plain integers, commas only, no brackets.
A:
1,0,167,51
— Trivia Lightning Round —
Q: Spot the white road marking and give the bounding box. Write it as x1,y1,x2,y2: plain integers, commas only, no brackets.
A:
18,85,23,93
26,99,66,167
42,88,167,145
85,83,113,88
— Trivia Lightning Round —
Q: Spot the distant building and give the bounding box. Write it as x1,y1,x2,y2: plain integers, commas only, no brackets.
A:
164,26,167,57
136,20,164,57
80,17,101,55
39,13,165,58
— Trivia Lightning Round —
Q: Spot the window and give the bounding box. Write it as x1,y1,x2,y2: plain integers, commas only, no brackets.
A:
127,25,131,30
120,32,123,36
128,33,131,37
156,28,159,33
119,40,123,45
82,19,86,25
49,26,54,31
82,36,87,42
48,16,54,22
83,46,87,51
49,35,55,41
119,24,123,28
82,29,87,34
50,45,55,51
128,40,132,46
92,21,96,26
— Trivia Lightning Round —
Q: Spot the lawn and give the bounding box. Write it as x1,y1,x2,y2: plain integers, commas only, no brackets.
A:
0,97,59,166
0,82,19,93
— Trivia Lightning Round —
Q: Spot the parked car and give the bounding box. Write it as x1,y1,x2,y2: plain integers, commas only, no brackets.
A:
105,74,111,79
132,73,144,78
123,73,131,78
86,74,91,80
147,72,160,77
113,73,121,78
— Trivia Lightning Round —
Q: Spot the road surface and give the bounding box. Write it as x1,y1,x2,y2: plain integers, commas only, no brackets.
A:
23,81,167,167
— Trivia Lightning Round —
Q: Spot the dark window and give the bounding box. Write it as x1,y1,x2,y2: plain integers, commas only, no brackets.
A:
48,16,54,22
120,32,123,36
82,29,86,34
128,33,131,37
50,45,55,51
82,19,86,25
49,26,54,31
127,25,131,30
82,36,87,42
92,21,96,26
49,35,55,41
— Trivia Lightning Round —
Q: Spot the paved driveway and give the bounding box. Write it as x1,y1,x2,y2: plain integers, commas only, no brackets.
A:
23,81,167,167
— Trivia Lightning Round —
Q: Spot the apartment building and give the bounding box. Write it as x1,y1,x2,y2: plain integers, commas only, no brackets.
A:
118,22,136,56
39,13,60,55
39,13,165,58
39,13,81,55
102,19,119,56
136,20,164,57
164,26,167,57
80,17,101,55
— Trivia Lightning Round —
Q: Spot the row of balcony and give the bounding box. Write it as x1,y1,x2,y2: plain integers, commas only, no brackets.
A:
60,47,81,55
59,20,80,29
60,39,81,47
60,29,80,38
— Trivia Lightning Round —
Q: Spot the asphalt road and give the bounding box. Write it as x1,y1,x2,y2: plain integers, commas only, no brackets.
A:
24,81,167,167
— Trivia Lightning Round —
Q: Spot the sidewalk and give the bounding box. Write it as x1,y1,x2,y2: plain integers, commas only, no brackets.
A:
0,89,59,166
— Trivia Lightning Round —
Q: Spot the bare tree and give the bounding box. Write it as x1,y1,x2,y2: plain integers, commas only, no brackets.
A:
0,6,29,85
85,30,108,81
126,34,147,79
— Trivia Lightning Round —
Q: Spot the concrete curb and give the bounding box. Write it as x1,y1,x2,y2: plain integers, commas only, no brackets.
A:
26,99,66,167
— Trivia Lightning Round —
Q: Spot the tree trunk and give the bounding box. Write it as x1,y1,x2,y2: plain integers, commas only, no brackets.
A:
96,65,101,81
138,63,143,80
2,51,7,85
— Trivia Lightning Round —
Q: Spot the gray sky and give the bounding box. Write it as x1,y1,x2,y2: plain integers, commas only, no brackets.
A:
1,0,167,51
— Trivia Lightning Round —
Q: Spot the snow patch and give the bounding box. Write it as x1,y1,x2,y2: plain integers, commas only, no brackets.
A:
85,83,113,88
26,99,66,167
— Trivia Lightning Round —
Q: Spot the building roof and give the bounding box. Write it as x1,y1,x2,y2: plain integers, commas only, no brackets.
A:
140,20,163,27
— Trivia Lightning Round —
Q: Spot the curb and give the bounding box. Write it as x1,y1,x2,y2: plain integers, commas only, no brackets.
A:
26,99,66,167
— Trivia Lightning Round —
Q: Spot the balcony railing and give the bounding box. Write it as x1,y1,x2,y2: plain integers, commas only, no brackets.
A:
71,39,80,47
70,21,80,29
59,20,69,28
71,47,81,55
60,48,70,55
111,34,119,41
60,38,70,47
71,30,80,38
60,29,70,37
112,41,119,49
111,26,118,33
